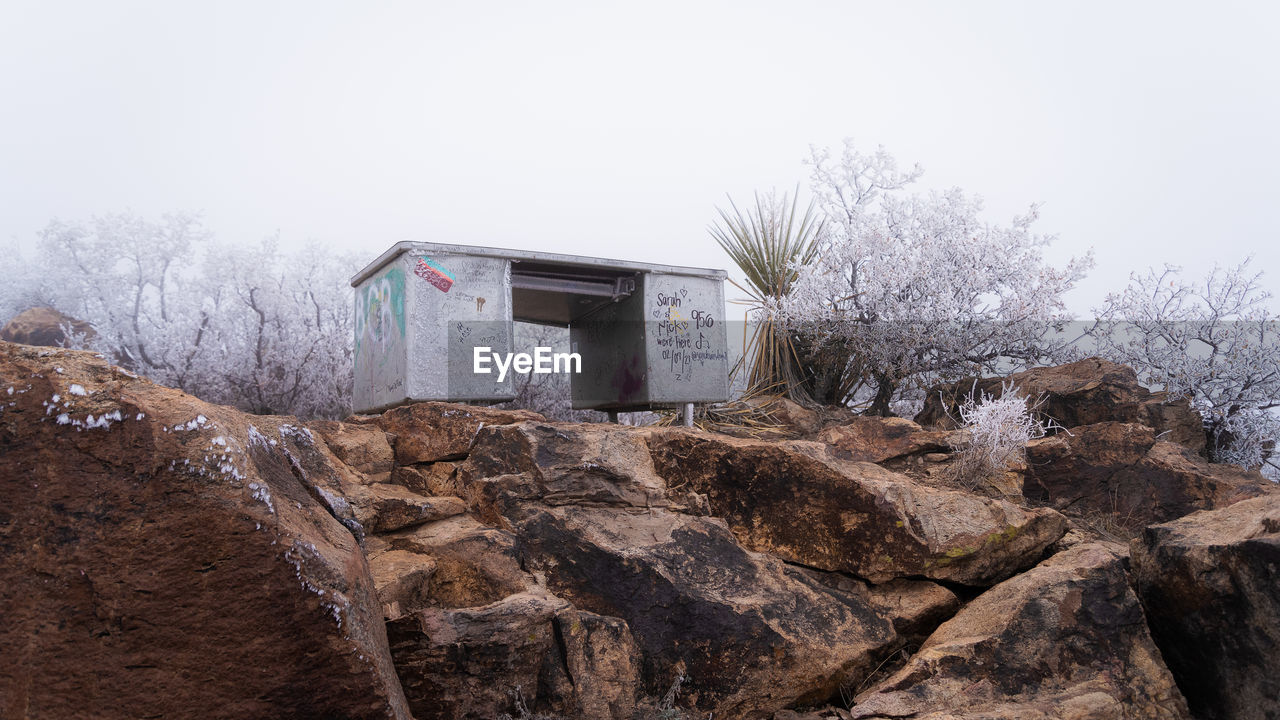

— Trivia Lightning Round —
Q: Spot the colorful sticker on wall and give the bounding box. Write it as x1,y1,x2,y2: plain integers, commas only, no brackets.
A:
414,256,455,292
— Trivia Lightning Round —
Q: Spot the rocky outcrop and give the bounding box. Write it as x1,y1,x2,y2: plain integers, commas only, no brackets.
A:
0,306,96,348
1130,494,1280,720
646,429,1067,586
4,342,1237,720
0,343,411,720
848,543,1191,719
1024,422,1272,528
915,357,1206,454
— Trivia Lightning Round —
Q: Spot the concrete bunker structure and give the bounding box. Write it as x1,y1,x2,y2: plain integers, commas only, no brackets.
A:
350,242,730,415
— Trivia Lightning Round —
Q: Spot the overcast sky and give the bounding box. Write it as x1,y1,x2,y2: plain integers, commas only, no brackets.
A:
2,1,1277,316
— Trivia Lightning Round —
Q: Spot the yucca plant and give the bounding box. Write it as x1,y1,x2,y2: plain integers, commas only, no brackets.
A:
709,188,823,403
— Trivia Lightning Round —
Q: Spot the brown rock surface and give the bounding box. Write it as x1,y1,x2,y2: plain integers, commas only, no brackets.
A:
456,421,672,522
386,590,570,719
434,419,967,718
915,357,1206,453
0,343,411,720
386,590,644,720
848,543,1190,720
0,306,95,348
817,416,954,463
310,419,396,475
345,483,466,533
1024,422,1272,527
513,505,959,720
1130,494,1280,720
366,511,645,720
392,460,460,496
373,515,531,610
373,401,543,464
646,429,1067,585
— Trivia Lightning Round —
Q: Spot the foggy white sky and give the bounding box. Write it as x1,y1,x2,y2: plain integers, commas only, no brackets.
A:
2,1,1277,316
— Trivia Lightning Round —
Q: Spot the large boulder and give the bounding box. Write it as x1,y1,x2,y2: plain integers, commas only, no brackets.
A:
915,357,1206,453
0,306,96,348
386,590,644,720
849,543,1191,719
0,343,411,719
1023,422,1272,528
366,515,644,720
1130,494,1280,720
646,429,1067,586
444,420,961,719
513,505,958,720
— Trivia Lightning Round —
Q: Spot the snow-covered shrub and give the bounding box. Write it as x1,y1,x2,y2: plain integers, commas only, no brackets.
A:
950,381,1051,487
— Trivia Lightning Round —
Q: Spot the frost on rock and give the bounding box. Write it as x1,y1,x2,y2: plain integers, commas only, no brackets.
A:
279,424,315,443
284,539,350,633
248,481,276,514
201,437,246,481
247,424,278,448
161,434,247,483
54,409,123,431
68,384,88,396
173,414,211,432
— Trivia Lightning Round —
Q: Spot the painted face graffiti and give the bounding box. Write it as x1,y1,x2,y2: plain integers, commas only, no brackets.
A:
355,267,406,359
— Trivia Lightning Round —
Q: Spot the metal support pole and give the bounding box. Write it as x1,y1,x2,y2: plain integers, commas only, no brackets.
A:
682,402,695,427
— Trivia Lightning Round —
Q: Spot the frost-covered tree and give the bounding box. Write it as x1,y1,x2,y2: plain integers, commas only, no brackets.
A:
208,237,357,418
38,212,214,376
0,242,53,325
28,212,358,419
1090,261,1279,476
779,140,1093,415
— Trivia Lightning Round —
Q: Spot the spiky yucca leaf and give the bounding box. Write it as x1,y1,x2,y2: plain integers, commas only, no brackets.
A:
709,189,823,401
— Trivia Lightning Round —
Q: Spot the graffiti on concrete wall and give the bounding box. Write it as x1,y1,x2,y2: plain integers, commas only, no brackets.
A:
354,265,407,400
650,285,724,382
414,256,455,292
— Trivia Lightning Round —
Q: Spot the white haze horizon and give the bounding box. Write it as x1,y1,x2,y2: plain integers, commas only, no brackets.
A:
2,1,1278,317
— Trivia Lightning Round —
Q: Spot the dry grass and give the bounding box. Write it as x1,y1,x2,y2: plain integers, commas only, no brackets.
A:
651,392,793,438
